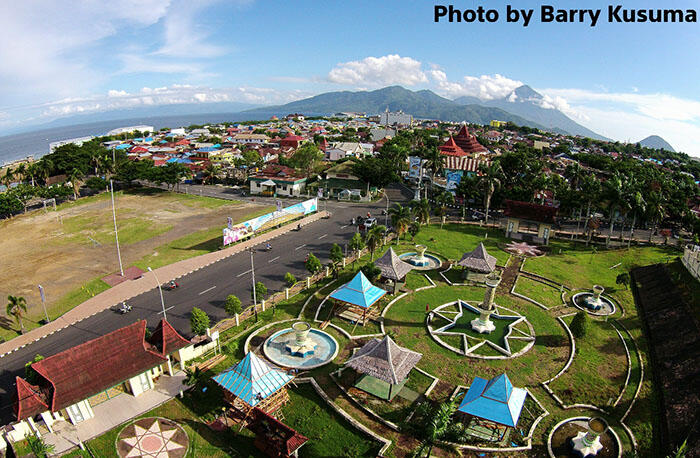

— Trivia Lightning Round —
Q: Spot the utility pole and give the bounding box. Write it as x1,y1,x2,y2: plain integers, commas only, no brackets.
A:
37,285,50,323
110,179,124,276
384,190,389,227
250,249,258,322
148,267,167,320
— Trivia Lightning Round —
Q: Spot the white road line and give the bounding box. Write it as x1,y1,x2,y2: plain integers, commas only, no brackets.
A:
295,244,306,250
236,269,252,278
318,234,327,239
198,286,217,295
340,225,348,229
268,256,280,263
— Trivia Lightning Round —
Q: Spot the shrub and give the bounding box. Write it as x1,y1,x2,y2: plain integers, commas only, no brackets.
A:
84,176,108,191
305,253,322,274
616,272,631,290
24,354,44,384
224,295,242,316
284,272,296,286
190,307,210,336
329,243,344,265
252,281,267,300
222,340,239,355
361,263,382,282
570,311,589,338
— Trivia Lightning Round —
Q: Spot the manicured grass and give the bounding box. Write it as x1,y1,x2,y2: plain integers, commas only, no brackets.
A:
514,276,564,308
549,316,628,408
407,223,510,265
60,213,172,246
283,383,382,457
404,271,431,290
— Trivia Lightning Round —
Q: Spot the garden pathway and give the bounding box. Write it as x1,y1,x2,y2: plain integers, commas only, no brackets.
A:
498,256,522,294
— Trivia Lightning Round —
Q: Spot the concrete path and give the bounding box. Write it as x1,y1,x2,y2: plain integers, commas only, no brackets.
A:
0,211,327,358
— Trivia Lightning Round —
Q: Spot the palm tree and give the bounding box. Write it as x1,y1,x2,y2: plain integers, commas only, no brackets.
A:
477,161,503,225
202,163,220,185
364,225,386,261
564,162,584,191
411,399,468,457
410,199,431,226
389,203,411,242
67,168,83,200
25,163,39,187
408,221,421,241
645,191,666,242
15,163,26,183
6,295,28,333
421,146,444,184
434,191,454,228
605,171,626,243
627,189,646,249
580,174,602,238
2,168,14,187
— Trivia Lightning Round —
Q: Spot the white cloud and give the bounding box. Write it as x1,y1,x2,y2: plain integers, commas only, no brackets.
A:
153,0,227,58
430,71,523,100
327,55,428,87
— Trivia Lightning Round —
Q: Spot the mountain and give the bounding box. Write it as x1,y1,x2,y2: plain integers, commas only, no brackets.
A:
243,86,548,129
455,85,608,141
639,135,675,152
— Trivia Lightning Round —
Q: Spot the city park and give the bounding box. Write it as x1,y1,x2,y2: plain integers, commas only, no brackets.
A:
59,208,675,458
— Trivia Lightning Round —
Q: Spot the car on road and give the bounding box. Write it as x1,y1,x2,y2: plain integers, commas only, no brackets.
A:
359,217,377,231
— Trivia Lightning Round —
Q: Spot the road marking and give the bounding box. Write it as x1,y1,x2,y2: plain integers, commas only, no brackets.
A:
340,225,348,229
268,256,280,263
318,234,327,239
295,244,306,250
158,306,176,315
236,269,252,277
198,286,217,295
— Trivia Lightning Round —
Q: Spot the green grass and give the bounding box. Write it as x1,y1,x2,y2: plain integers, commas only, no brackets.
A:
407,223,510,265
404,271,431,290
514,276,564,308
61,214,172,246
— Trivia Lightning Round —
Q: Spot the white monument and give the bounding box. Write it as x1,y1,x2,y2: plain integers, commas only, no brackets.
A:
471,272,501,334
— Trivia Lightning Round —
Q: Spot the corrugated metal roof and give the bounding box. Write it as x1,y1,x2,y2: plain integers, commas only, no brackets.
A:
212,352,293,407
329,271,387,308
457,373,527,427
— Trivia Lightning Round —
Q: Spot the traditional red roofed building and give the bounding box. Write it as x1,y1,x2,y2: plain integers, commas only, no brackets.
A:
443,156,489,175
174,139,190,146
439,136,467,157
7,320,219,441
453,124,488,154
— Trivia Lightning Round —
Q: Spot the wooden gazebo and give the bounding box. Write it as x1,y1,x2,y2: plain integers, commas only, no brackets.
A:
345,335,422,401
212,352,293,426
457,243,497,282
329,271,387,326
374,247,413,293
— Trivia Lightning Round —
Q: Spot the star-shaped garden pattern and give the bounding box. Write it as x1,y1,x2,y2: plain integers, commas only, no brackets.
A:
506,241,543,257
118,418,188,458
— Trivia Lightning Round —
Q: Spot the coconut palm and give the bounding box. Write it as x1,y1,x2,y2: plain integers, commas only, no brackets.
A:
202,163,220,185
434,190,454,228
410,199,431,226
477,161,503,224
364,225,386,261
6,295,28,333
67,168,83,200
25,163,39,187
605,171,626,243
410,399,468,457
580,174,602,238
626,189,646,249
389,203,411,242
15,163,26,183
645,191,666,242
564,162,584,191
421,146,444,183
2,168,14,187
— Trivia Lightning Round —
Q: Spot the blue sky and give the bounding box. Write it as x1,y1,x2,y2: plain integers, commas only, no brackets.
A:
1,0,700,154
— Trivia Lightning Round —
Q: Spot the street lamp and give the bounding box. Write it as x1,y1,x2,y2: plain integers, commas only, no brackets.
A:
249,249,258,322
384,190,389,227
147,267,167,320
110,180,124,276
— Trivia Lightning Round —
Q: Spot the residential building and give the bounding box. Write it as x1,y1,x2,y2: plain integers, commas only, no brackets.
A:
231,133,270,145
323,160,368,197
107,125,154,136
490,120,507,128
326,142,366,161
249,165,307,197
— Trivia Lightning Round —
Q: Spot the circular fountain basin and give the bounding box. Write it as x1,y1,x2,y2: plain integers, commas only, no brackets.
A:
399,251,442,270
571,292,616,316
263,328,338,370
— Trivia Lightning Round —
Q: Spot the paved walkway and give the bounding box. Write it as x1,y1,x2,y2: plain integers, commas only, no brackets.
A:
44,372,186,455
0,211,328,359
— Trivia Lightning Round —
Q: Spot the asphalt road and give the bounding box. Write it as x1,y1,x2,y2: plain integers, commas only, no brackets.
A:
0,184,413,425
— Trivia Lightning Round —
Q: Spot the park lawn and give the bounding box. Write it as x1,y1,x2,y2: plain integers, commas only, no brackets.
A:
549,315,628,409
407,223,510,265
384,285,568,389
513,276,564,308
60,213,173,246
404,271,431,290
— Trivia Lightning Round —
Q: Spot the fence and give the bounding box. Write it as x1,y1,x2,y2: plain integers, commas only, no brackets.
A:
682,244,700,282
212,232,397,334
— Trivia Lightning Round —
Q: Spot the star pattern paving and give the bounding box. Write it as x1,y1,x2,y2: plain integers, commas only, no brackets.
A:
505,241,544,257
119,418,187,458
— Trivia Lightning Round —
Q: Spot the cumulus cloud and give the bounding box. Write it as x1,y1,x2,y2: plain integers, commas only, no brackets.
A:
430,71,523,100
327,55,428,87
154,0,227,58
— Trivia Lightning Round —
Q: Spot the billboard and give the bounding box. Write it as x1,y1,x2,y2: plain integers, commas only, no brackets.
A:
408,156,422,179
446,170,463,192
223,198,318,246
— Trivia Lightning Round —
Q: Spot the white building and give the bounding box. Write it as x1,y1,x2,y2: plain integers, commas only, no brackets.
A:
49,136,94,152
379,109,413,126
106,125,155,136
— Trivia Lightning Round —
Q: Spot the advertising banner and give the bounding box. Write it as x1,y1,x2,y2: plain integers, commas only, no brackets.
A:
446,170,463,191
408,156,422,179
223,198,318,246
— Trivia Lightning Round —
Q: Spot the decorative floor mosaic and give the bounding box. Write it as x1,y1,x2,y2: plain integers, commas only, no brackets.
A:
117,417,188,458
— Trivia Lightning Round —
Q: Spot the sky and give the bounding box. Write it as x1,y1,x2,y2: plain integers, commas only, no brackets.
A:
1,0,700,155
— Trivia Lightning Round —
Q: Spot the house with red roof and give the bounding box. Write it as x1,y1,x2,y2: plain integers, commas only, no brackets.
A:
8,319,217,441
278,133,305,149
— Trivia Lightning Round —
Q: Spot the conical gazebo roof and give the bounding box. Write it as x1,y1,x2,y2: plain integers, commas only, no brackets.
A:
457,373,527,427
457,242,497,273
329,271,387,308
345,335,422,385
374,247,413,281
212,352,293,407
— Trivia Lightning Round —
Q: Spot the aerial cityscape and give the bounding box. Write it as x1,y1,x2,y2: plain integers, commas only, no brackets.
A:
0,1,699,458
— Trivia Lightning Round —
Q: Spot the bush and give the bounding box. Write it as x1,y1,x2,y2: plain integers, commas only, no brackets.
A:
224,295,242,316
616,272,631,290
252,281,267,300
84,176,108,191
190,307,210,336
570,311,589,338
305,253,322,274
222,340,239,355
329,243,344,265
361,263,382,282
24,354,44,384
284,272,296,286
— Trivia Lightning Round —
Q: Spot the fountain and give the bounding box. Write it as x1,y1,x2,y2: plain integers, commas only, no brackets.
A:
471,272,501,334
398,245,441,270
263,322,339,370
572,285,615,315
571,417,608,457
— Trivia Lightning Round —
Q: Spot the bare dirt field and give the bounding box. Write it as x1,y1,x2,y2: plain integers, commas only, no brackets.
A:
0,189,269,338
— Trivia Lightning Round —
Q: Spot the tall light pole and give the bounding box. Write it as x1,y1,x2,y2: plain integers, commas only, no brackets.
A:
147,267,167,320
250,249,258,322
110,179,124,277
384,190,389,227
37,285,50,323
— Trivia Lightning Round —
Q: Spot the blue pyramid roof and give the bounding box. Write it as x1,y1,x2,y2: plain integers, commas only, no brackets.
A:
212,352,293,407
329,271,387,308
457,373,527,427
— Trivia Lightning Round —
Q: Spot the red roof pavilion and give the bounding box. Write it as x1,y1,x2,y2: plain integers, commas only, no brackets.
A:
438,136,467,157
453,125,488,154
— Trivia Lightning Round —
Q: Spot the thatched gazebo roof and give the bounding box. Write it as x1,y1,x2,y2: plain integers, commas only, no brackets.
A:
374,247,413,281
457,243,497,273
345,336,422,385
